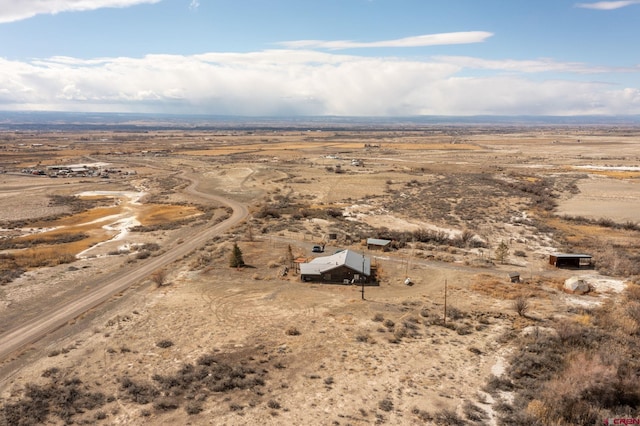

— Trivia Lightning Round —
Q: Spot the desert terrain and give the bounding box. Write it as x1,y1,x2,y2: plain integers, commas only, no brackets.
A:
1,125,639,425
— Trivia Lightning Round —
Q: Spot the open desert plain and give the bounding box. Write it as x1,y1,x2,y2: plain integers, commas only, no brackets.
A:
1,123,640,425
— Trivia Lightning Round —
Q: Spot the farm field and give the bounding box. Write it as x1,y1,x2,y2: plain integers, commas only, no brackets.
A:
1,125,639,425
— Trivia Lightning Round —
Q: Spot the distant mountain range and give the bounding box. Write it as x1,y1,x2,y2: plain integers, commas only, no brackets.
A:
1,111,640,131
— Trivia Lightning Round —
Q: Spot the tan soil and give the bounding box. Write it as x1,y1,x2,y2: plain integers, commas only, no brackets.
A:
0,127,638,425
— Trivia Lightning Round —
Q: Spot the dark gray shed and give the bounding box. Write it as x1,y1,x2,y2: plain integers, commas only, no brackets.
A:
549,253,592,269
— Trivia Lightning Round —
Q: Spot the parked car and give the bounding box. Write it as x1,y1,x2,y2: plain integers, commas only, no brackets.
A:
312,245,324,253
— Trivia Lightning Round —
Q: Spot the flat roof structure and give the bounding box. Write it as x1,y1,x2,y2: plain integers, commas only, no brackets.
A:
549,253,593,268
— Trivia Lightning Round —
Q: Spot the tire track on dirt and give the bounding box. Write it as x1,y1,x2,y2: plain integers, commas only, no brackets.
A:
0,174,248,362
197,278,320,344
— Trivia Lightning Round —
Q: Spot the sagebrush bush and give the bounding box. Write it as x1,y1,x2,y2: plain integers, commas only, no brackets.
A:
494,299,640,426
285,326,300,336
156,339,174,348
378,398,393,412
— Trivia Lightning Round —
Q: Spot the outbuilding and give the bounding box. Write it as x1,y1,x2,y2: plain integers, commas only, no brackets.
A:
549,253,593,269
366,238,392,251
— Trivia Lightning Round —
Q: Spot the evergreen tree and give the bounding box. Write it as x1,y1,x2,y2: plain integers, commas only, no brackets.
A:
230,243,245,268
495,240,509,264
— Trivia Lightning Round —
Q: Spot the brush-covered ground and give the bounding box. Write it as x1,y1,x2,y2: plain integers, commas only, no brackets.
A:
1,127,640,425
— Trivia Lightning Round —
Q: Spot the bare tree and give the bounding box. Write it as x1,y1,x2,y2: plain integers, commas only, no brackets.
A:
513,296,529,317
150,269,167,287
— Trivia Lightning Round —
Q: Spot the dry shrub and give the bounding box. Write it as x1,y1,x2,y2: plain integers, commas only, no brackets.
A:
156,339,174,348
627,301,640,325
513,297,530,317
592,300,640,336
378,398,393,412
627,283,640,302
285,327,300,336
191,252,212,269
1,376,108,425
150,269,167,287
534,352,640,425
592,242,640,277
497,297,640,426
434,408,466,425
355,332,371,343
462,400,488,422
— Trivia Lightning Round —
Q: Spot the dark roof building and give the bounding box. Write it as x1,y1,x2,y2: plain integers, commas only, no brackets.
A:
300,249,371,284
549,253,593,269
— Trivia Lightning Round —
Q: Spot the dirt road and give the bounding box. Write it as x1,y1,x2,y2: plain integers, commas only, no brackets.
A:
0,176,248,361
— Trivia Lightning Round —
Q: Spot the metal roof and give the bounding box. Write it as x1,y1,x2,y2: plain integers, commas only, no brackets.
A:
299,249,371,276
550,253,592,258
366,238,391,246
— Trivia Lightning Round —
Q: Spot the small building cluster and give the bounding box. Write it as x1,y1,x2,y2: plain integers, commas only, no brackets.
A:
19,164,137,178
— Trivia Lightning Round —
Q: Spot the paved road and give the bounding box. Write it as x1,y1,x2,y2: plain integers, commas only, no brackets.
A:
0,176,248,361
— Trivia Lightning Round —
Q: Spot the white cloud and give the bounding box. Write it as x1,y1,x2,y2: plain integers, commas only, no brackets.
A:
0,51,638,116
277,32,493,50
0,0,161,23
575,1,640,10
433,56,632,74
189,0,199,10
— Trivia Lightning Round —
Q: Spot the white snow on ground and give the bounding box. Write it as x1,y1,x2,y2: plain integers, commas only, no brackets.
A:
344,203,461,235
64,162,111,168
564,274,627,307
77,190,145,203
491,356,506,377
75,191,145,259
583,274,627,293
573,165,640,172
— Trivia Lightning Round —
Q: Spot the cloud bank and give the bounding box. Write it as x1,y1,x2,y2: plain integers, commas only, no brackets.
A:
1,50,638,116
277,32,493,50
575,0,640,10
0,0,161,23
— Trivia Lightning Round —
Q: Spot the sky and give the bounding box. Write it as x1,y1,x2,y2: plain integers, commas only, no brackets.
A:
0,0,639,117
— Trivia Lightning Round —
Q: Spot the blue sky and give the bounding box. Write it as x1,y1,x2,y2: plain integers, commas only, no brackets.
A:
0,0,639,116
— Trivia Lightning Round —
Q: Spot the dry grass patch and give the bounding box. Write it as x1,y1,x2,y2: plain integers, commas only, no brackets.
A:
546,215,623,243
471,273,553,300
136,204,202,225
588,170,640,179
11,247,77,268
2,201,200,276
362,142,482,150
34,205,122,228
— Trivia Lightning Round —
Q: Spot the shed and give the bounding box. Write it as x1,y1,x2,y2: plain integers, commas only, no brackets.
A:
549,253,593,269
367,238,392,251
300,249,372,284
508,272,520,283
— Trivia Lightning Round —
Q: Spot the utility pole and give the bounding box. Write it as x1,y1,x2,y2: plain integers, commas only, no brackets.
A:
443,279,448,325
361,251,366,300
